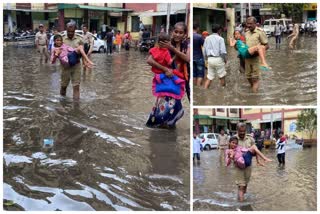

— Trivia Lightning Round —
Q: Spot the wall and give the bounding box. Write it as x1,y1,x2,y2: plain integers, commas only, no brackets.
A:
157,3,187,12
284,110,300,119
198,108,212,115
31,3,45,10
284,119,316,139
125,3,157,12
107,3,123,8
193,3,217,9
64,8,84,18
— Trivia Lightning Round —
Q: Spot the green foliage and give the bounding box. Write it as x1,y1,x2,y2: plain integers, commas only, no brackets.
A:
266,3,305,22
296,109,317,139
217,3,233,9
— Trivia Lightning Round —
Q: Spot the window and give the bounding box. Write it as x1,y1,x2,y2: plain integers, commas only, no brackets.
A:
217,108,225,112
131,16,139,32
207,134,214,139
230,109,238,114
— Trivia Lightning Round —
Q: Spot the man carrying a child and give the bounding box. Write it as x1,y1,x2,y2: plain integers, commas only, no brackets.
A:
234,122,263,201
60,21,83,100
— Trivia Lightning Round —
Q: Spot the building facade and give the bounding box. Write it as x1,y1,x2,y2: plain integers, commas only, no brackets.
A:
241,108,316,140
193,108,243,135
193,4,234,41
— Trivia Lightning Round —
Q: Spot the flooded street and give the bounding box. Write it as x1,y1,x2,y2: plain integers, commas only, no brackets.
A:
193,143,317,211
3,47,190,211
194,35,317,105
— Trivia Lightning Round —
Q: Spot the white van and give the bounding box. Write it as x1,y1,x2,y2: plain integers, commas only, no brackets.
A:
263,18,292,35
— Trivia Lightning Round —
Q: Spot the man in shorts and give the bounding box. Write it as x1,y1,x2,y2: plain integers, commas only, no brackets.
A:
203,24,227,89
35,24,49,63
193,23,205,86
60,21,83,100
245,16,269,93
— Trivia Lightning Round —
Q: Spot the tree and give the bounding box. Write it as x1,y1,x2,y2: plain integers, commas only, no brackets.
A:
266,3,304,22
296,109,317,140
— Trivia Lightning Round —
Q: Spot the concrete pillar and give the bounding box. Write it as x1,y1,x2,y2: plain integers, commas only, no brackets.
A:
58,9,65,31
226,8,235,45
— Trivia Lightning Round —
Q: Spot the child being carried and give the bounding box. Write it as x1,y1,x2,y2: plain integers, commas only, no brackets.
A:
230,30,271,71
51,34,94,68
225,136,272,169
148,32,185,99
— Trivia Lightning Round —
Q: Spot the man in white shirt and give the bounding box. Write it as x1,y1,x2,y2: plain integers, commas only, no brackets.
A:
193,133,202,163
203,24,227,89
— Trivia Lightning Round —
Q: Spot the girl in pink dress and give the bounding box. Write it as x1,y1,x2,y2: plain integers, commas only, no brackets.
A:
51,34,94,68
225,136,272,169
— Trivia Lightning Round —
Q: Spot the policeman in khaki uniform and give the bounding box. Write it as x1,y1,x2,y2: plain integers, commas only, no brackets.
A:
60,21,83,100
234,122,261,202
35,24,49,63
245,16,269,93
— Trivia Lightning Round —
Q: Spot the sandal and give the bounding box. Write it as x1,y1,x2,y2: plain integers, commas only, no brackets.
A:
259,65,271,71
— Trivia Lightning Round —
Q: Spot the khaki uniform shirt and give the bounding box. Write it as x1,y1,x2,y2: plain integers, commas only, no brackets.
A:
245,27,268,48
35,32,48,46
235,134,255,148
244,27,268,78
218,134,229,149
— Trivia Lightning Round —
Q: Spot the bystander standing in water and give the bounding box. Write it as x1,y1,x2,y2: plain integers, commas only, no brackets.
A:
35,24,49,64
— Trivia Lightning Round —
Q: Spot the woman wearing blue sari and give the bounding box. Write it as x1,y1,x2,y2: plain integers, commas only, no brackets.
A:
146,22,190,128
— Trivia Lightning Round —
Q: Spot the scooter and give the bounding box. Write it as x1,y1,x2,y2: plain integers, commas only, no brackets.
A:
139,38,155,52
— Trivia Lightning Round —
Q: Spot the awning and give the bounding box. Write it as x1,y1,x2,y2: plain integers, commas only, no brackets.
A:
193,6,226,12
58,4,132,12
3,8,58,13
209,116,242,120
194,115,244,121
194,115,210,119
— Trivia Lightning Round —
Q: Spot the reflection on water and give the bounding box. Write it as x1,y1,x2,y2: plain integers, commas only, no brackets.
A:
194,36,317,105
3,48,190,211
193,146,317,211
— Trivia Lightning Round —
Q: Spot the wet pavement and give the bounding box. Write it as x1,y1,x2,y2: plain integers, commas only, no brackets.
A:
193,35,317,105
193,142,317,211
3,47,190,211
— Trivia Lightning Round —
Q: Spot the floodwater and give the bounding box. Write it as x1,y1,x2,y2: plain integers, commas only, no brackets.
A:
193,143,317,211
193,35,317,105
3,47,190,211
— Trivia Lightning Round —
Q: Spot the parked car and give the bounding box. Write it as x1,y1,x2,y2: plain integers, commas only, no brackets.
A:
199,133,219,150
59,30,106,53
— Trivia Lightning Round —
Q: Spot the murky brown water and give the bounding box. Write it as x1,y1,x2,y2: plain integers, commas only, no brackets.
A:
193,35,317,105
193,143,317,211
3,47,190,211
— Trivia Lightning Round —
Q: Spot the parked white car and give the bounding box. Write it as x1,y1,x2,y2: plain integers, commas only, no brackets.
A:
199,133,219,150
59,30,106,53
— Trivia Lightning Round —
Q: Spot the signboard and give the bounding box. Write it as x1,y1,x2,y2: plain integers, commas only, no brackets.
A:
303,3,317,11
262,113,282,121
289,122,297,132
88,11,104,19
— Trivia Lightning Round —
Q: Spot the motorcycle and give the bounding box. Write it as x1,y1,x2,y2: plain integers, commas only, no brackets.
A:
139,38,155,52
